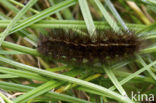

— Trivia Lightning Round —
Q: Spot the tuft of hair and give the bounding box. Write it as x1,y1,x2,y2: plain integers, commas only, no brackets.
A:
37,29,141,65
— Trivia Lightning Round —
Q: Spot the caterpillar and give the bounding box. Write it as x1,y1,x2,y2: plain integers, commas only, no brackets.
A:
37,29,141,66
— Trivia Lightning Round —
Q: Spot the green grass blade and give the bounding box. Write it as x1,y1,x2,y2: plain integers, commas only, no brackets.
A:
140,45,156,54
94,0,120,32
8,0,39,14
0,20,147,30
1,41,40,56
104,67,127,97
13,81,56,103
49,0,63,19
105,0,128,31
0,92,13,103
0,74,18,79
0,66,48,82
0,50,24,55
78,0,96,36
0,0,19,13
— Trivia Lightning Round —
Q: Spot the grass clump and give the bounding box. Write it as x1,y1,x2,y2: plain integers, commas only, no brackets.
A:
0,0,155,103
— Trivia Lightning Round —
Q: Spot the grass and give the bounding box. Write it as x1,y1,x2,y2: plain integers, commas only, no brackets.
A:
0,0,156,103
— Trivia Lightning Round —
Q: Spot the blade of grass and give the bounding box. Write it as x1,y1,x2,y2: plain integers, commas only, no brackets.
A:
0,0,38,46
0,92,13,103
0,0,19,13
7,0,54,21
0,12,9,20
126,1,151,25
104,67,128,97
105,0,128,31
8,0,39,14
1,41,40,56
140,45,156,54
0,50,24,55
13,81,56,103
78,0,96,36
56,73,101,93
0,20,147,30
0,66,48,82
0,74,18,79
49,0,63,19
94,0,120,32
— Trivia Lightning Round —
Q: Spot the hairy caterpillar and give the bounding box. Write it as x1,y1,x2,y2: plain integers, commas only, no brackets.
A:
37,29,141,66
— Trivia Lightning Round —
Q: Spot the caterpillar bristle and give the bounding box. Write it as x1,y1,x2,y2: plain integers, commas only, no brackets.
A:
37,29,141,65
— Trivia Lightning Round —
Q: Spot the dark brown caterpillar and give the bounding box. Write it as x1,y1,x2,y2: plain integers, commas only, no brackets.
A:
37,29,141,66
